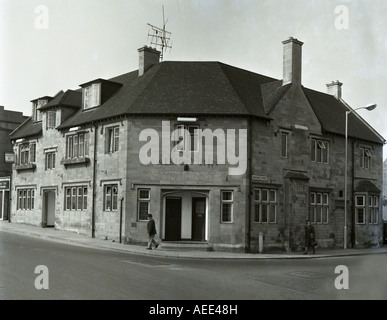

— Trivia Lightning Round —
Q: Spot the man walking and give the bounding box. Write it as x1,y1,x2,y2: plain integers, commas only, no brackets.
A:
147,214,159,250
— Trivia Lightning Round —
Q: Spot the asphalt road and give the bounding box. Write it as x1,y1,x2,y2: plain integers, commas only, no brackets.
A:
1,231,386,300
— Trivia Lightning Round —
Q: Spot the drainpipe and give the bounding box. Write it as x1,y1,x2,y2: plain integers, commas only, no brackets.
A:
119,196,124,243
8,175,11,223
91,124,98,238
246,117,252,253
351,140,356,248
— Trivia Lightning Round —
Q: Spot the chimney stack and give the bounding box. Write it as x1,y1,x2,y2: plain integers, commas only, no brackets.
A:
326,80,343,100
138,46,161,76
282,37,304,86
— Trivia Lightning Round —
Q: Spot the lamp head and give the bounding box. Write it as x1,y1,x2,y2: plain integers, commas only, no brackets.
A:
365,104,377,111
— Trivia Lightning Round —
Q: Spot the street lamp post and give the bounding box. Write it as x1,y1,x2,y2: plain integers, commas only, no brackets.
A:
344,104,377,249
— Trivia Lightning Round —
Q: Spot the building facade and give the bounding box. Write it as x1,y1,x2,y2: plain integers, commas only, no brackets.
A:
0,106,27,220
9,38,385,252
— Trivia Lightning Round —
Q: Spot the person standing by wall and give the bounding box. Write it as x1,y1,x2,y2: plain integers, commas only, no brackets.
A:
303,219,316,254
147,214,159,250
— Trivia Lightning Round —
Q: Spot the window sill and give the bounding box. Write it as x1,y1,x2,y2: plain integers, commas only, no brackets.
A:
15,163,36,171
61,157,90,167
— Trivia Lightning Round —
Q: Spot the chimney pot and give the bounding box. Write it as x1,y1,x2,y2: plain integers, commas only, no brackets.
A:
138,46,161,76
326,80,343,100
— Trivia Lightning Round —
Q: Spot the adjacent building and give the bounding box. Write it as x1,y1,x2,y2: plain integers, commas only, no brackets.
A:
9,38,385,252
0,106,28,220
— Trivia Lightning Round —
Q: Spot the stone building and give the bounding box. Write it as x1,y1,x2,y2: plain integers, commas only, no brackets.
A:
0,106,27,220
9,38,385,252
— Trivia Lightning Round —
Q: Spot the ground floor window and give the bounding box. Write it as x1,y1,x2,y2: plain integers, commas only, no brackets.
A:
104,184,118,211
309,192,329,224
355,195,366,224
64,186,87,211
369,195,379,224
221,191,233,223
138,189,150,221
17,189,35,210
253,188,277,223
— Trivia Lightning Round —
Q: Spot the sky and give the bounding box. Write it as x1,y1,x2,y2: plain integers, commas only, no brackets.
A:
1,0,387,158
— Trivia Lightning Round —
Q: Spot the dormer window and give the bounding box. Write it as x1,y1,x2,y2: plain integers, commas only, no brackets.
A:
83,83,101,110
32,99,48,122
46,111,56,129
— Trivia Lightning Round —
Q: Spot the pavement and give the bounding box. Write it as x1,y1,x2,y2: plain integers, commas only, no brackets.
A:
1,220,386,259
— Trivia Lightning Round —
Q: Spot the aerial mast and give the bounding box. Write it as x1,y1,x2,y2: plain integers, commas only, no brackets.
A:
147,5,173,60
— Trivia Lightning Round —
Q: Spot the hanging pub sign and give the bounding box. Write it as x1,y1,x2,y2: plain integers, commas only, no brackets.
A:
4,152,15,164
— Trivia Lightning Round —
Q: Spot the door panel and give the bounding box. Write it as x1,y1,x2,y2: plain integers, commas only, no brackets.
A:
165,198,182,241
192,197,206,241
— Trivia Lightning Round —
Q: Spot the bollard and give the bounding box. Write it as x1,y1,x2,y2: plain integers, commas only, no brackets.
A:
258,232,263,253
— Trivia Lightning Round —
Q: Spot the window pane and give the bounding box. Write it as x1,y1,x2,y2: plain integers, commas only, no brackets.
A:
262,189,268,202
83,188,88,210
222,203,232,222
79,134,84,157
105,186,111,210
66,188,71,210
323,142,328,163
77,187,83,210
254,204,260,222
23,190,27,209
72,188,77,210
357,208,365,223
139,202,149,220
114,127,119,152
261,204,268,223
139,189,150,200
27,190,31,210
323,193,328,205
112,185,118,210
316,193,322,205
73,136,78,158
222,191,233,201
317,207,322,223
254,189,261,201
269,190,276,202
269,204,276,223
310,192,316,204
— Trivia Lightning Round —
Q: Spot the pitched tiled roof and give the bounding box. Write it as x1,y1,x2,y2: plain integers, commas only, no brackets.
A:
57,62,275,129
12,59,385,145
40,90,82,110
9,118,42,140
303,88,384,144
355,180,381,193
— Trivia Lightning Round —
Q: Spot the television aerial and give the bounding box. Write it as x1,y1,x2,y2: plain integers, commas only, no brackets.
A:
147,5,173,60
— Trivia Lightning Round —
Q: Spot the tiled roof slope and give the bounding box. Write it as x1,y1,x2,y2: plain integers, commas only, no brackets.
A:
303,88,384,144
9,118,42,140
40,90,82,110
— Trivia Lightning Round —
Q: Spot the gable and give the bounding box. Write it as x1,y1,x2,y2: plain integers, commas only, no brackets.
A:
268,84,322,134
